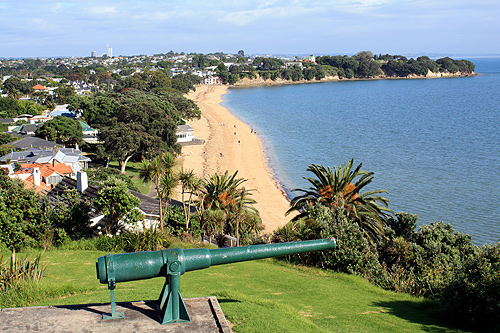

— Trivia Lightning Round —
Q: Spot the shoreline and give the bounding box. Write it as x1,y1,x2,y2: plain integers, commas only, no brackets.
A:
180,85,293,233
231,71,476,88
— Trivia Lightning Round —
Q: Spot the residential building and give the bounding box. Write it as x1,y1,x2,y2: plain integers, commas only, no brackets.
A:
176,124,195,143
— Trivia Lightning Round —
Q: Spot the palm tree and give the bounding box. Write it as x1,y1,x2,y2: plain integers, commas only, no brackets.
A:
200,209,226,245
287,159,392,242
231,186,259,246
158,172,178,220
201,170,246,212
198,171,261,246
138,151,176,229
177,168,200,231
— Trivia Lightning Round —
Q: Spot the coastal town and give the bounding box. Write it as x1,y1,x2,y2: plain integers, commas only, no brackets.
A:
0,50,475,234
1,49,495,332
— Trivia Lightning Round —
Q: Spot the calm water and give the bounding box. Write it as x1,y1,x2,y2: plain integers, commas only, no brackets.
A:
222,58,500,245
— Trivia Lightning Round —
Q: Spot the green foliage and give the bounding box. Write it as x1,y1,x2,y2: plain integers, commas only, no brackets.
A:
0,133,18,145
35,116,83,146
93,177,144,234
198,170,263,246
40,189,93,240
164,205,202,239
138,151,177,228
0,250,49,309
55,85,76,104
275,203,383,278
87,167,139,191
157,91,201,120
120,228,169,252
0,175,49,250
67,95,116,128
0,97,45,118
171,73,201,93
93,234,125,252
0,250,46,292
288,160,392,243
441,242,500,332
2,76,33,95
98,91,180,172
124,69,171,92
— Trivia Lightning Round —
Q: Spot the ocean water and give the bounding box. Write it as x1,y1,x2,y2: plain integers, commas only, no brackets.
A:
222,58,500,245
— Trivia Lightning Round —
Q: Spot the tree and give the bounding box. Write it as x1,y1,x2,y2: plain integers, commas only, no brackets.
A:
199,171,261,245
0,173,49,249
98,91,180,172
287,159,392,243
55,85,76,104
138,152,177,229
2,77,32,96
171,73,202,93
158,92,201,120
125,69,171,92
231,186,259,246
177,168,200,231
93,177,144,234
35,116,82,147
68,95,116,128
99,122,141,173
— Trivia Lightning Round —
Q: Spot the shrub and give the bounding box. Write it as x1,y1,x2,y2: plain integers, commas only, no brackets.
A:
121,228,170,252
94,234,125,252
0,250,47,308
164,205,202,239
0,250,46,292
441,242,500,332
273,203,384,280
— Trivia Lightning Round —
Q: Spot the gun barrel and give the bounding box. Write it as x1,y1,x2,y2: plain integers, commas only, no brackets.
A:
183,237,336,272
97,238,336,284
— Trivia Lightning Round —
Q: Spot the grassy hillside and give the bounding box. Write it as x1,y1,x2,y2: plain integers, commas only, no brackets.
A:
1,250,467,332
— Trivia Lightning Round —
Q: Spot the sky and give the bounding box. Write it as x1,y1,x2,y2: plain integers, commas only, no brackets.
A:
1,0,499,58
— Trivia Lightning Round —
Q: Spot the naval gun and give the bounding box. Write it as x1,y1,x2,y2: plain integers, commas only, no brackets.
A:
96,237,336,324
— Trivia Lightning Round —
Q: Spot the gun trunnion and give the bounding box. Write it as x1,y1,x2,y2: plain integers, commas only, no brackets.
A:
96,237,336,324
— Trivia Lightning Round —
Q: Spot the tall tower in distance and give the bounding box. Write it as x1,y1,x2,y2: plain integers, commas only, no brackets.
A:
107,44,113,58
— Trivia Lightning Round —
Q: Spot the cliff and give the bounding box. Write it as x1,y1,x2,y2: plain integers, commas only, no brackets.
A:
231,70,476,88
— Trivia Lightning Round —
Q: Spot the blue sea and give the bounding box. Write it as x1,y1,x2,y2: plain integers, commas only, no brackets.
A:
222,58,500,245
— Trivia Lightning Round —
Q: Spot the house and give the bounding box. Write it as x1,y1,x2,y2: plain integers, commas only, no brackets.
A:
0,146,91,174
176,124,195,143
49,105,76,119
45,171,187,233
203,76,221,85
8,136,60,150
18,124,42,135
80,121,100,144
32,84,48,92
10,166,52,193
10,162,74,188
0,164,14,175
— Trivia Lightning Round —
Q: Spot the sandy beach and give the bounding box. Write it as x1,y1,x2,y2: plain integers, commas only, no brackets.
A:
179,85,292,232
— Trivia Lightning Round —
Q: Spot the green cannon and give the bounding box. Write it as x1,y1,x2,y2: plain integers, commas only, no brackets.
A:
96,238,336,324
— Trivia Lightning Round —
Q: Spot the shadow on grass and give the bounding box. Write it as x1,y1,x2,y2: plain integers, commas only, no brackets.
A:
373,300,467,333
217,298,242,304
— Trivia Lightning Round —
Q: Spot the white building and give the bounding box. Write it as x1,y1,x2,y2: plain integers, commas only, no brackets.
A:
176,124,195,143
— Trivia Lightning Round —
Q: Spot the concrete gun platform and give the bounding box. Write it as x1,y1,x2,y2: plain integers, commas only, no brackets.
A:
0,297,231,332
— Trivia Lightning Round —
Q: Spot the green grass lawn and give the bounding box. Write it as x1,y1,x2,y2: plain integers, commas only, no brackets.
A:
107,161,151,195
5,249,468,333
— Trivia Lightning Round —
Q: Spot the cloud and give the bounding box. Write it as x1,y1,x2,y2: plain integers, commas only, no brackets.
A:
85,6,118,16
218,4,320,26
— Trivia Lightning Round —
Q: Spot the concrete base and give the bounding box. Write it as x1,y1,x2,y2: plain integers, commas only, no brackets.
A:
0,297,231,332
